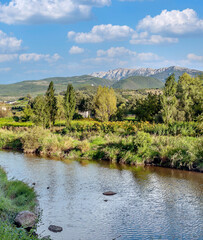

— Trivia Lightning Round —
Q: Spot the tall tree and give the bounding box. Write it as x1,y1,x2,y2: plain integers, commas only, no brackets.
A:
161,74,178,124
177,73,203,121
134,93,161,122
56,95,65,123
45,81,57,127
32,96,49,128
94,86,117,121
64,84,76,126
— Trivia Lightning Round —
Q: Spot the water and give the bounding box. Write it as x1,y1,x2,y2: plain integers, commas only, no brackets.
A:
0,151,203,240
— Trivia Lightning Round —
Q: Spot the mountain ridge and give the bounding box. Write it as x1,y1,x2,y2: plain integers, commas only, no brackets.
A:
91,66,203,82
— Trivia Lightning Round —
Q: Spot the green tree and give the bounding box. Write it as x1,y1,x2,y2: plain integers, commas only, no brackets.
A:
135,93,162,122
161,74,178,124
56,95,65,123
21,104,33,122
94,86,117,121
45,81,57,127
64,84,76,126
177,73,203,121
32,96,49,128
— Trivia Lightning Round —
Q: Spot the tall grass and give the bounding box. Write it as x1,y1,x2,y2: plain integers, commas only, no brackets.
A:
0,168,39,240
0,126,202,171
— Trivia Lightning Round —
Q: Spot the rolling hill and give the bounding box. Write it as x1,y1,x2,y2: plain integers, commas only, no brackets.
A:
0,75,111,99
112,76,164,90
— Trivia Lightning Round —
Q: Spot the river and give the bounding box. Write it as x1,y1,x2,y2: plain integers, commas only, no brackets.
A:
0,151,202,240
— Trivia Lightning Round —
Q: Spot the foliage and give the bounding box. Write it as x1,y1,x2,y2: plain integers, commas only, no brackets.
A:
134,93,162,122
161,74,178,124
64,84,76,127
0,168,38,240
31,96,49,128
21,104,33,122
45,81,57,127
177,73,203,121
94,86,117,121
56,95,65,122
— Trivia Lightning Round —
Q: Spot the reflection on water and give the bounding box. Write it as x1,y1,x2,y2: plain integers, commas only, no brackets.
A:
0,151,203,240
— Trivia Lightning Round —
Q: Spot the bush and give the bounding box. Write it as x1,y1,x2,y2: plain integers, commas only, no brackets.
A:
77,140,90,153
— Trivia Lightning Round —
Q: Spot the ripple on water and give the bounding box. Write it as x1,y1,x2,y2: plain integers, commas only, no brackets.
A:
0,151,203,240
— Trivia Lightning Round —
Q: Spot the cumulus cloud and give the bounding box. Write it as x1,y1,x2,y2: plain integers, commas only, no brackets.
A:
187,53,203,62
84,47,161,68
97,47,136,57
96,47,161,61
0,30,22,52
69,46,84,54
0,54,18,63
130,31,178,44
0,0,111,24
137,9,203,35
137,52,161,61
19,53,60,62
68,24,134,43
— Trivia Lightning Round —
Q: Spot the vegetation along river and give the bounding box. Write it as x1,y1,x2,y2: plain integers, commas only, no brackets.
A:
0,151,202,240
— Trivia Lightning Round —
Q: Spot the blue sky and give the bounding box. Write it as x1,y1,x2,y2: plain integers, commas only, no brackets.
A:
0,0,203,83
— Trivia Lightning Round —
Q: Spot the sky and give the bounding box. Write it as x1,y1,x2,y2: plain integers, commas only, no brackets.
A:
0,0,203,84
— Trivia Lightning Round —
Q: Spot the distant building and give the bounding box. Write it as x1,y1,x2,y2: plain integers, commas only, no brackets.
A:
78,111,91,118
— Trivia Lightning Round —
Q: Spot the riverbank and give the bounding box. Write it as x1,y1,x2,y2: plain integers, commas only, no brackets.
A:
0,167,39,240
0,127,202,172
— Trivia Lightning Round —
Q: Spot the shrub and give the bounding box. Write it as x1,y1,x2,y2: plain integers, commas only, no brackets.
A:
77,140,90,153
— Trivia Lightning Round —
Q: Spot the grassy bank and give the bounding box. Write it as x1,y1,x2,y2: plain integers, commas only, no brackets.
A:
0,118,202,137
0,168,39,240
0,127,202,172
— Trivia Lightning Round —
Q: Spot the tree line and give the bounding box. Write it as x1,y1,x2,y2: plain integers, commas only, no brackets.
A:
22,83,117,127
134,73,202,123
21,72,202,127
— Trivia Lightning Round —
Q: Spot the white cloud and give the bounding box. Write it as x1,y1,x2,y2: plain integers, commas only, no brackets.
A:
97,47,136,57
19,53,60,62
130,31,178,44
187,53,203,62
0,54,18,63
68,24,134,43
119,0,151,1
0,0,111,24
137,52,161,61
84,47,161,69
0,30,22,52
69,46,84,54
137,9,203,34
0,67,11,72
96,47,161,62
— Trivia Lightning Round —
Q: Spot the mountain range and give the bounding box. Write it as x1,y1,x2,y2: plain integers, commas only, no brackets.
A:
0,66,202,99
91,66,202,82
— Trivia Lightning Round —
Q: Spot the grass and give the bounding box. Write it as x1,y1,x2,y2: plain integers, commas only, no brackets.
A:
0,118,33,128
0,168,39,240
0,126,202,171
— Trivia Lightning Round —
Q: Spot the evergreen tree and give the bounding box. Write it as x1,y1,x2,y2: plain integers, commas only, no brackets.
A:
56,95,65,123
22,104,33,122
64,84,76,126
161,74,178,124
94,86,117,121
32,96,49,128
45,81,57,127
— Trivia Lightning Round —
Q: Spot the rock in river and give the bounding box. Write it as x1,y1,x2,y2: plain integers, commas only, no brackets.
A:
103,191,117,196
48,225,63,233
14,211,37,228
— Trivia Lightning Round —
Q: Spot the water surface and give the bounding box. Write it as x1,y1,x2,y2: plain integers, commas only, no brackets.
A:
0,151,202,240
